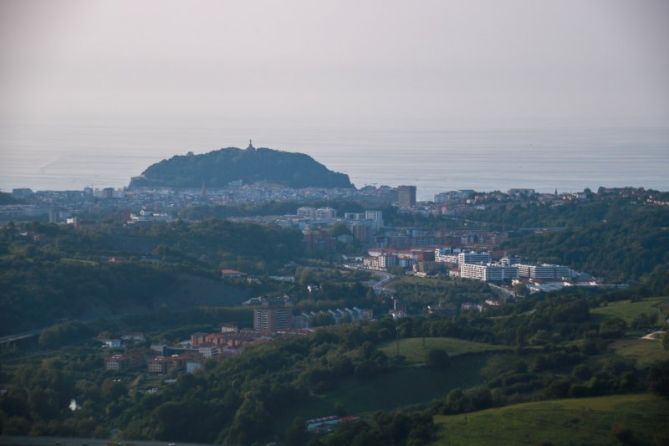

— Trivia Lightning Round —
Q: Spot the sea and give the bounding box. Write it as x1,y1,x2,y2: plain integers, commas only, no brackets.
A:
1,123,668,201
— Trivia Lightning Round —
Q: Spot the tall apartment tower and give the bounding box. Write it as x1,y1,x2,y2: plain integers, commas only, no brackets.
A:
397,185,417,208
253,306,292,332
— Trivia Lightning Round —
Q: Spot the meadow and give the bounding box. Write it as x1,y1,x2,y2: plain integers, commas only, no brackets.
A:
379,337,508,365
591,297,669,325
432,393,669,446
273,353,498,431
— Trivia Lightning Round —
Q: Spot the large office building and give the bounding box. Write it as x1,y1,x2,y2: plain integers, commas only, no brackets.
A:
458,251,492,265
460,263,518,282
364,210,384,229
397,185,417,208
363,253,398,270
516,264,575,280
253,306,292,332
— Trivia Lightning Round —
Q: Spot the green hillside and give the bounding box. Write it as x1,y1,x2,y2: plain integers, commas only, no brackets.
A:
591,297,669,325
379,337,508,365
611,337,669,366
274,354,496,431
433,393,669,446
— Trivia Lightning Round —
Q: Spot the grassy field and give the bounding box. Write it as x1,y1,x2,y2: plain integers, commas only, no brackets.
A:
611,337,669,366
433,393,669,446
591,296,669,325
379,337,508,364
274,353,497,431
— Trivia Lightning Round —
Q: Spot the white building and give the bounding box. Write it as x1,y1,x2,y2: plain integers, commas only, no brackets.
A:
315,207,337,219
297,207,316,218
128,209,172,224
363,253,398,270
435,247,462,264
516,264,575,280
364,210,384,229
460,263,518,282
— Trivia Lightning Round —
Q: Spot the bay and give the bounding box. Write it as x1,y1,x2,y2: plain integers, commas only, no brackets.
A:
1,123,667,201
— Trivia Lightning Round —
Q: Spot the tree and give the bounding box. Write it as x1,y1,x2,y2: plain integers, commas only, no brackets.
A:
600,317,627,338
284,417,307,446
426,349,450,369
649,360,669,398
331,223,352,237
663,332,669,351
310,313,336,327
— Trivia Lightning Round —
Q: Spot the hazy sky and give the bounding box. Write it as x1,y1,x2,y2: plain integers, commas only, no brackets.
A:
1,0,668,129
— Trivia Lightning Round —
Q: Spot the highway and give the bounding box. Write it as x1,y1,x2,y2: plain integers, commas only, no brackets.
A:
0,329,41,346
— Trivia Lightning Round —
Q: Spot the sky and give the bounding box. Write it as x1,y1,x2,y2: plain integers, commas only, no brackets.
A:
1,0,668,131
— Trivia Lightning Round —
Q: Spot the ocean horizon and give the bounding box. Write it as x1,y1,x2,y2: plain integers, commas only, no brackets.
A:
1,123,668,201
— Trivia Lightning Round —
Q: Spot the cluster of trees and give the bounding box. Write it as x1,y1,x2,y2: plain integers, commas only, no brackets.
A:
0,253,177,335
1,290,667,444
38,322,94,349
0,220,304,334
381,192,669,283
129,147,353,189
127,219,304,273
0,321,398,444
389,276,493,311
314,411,435,446
500,202,668,282
0,352,105,437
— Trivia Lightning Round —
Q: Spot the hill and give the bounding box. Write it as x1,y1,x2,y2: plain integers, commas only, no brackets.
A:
433,393,669,446
0,220,302,334
275,353,494,429
379,337,507,364
129,145,353,189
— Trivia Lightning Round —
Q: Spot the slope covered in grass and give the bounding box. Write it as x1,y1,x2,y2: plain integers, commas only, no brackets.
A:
591,297,669,325
379,337,508,365
433,393,669,446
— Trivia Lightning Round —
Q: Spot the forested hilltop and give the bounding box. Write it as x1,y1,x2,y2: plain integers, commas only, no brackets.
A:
129,146,353,189
0,220,303,334
385,191,669,282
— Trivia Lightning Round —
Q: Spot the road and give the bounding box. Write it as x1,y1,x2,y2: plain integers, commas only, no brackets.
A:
487,283,516,299
0,329,41,346
371,271,395,294
0,436,213,446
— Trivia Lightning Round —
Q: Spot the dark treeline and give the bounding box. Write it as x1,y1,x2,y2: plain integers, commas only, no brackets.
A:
3,281,668,444
0,220,303,335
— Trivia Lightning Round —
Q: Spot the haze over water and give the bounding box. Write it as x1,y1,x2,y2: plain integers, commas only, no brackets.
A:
1,123,667,201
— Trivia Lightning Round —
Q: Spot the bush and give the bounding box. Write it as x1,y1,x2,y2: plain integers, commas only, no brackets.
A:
38,321,92,348
649,360,669,398
426,349,450,369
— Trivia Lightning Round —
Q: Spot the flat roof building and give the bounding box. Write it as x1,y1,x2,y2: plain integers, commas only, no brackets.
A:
516,264,575,280
397,185,417,208
458,251,492,265
253,306,292,332
460,263,518,282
